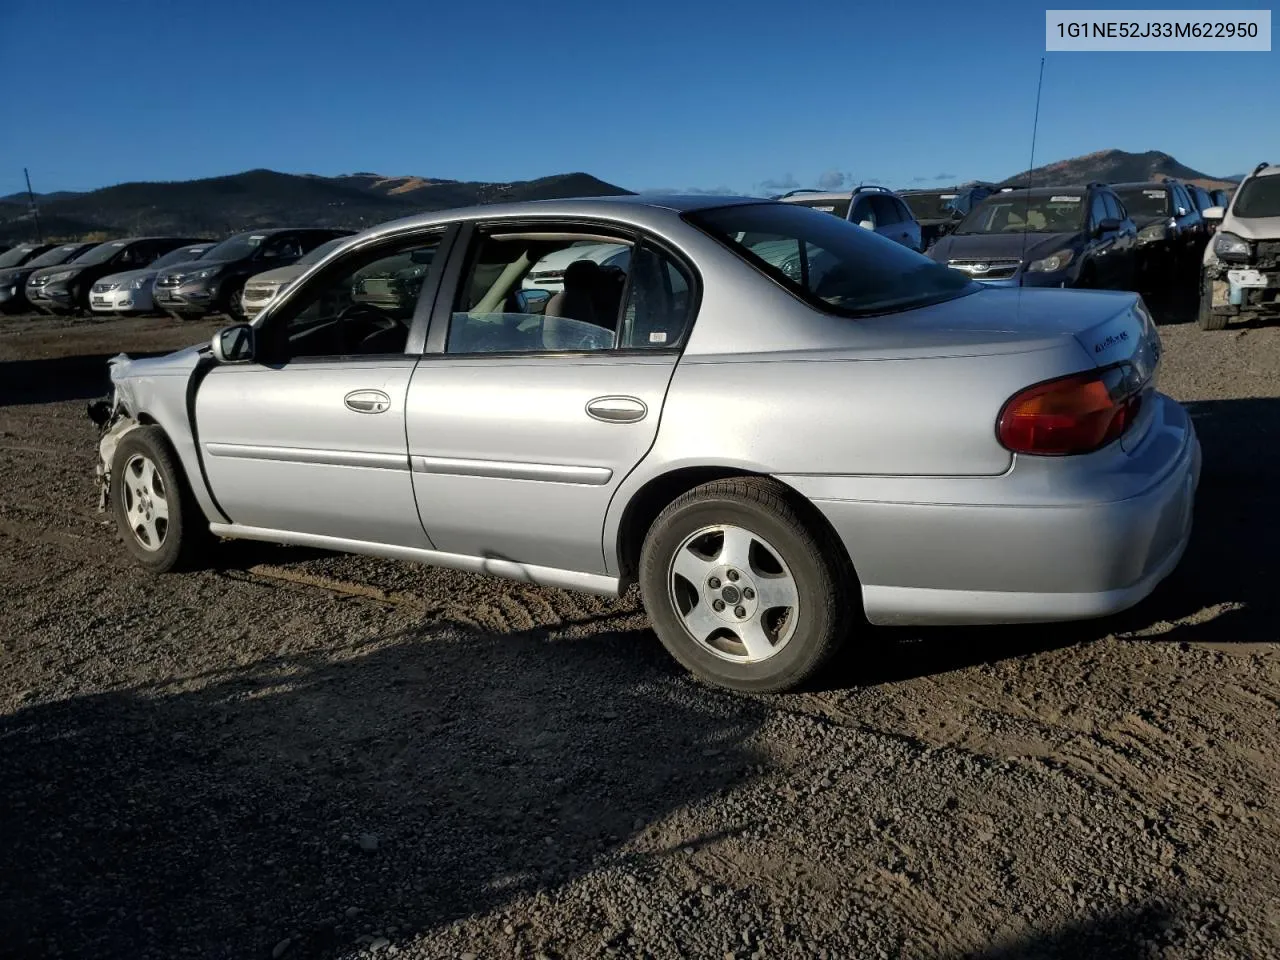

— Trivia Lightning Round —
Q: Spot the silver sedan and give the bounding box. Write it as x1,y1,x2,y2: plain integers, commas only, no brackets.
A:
90,196,1200,692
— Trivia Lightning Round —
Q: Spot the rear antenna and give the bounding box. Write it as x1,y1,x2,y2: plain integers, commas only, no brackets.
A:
24,168,43,244
1018,57,1046,288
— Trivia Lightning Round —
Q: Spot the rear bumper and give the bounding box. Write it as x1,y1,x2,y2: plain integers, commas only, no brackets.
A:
785,393,1200,626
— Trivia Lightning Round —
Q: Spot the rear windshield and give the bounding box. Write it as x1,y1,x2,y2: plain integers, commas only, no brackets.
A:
72,240,131,265
903,192,966,220
0,245,38,268
26,243,89,268
1233,176,1280,219
689,203,976,317
151,244,214,269
955,193,1085,234
1113,187,1170,219
788,198,851,219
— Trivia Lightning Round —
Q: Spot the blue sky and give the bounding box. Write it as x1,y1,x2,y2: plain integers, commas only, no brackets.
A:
0,0,1274,198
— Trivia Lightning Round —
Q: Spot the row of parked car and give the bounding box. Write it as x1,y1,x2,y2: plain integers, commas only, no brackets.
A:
1,168,1273,332
0,228,351,321
778,178,1231,294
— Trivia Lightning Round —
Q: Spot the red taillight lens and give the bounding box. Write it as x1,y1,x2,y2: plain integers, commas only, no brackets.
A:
998,365,1143,456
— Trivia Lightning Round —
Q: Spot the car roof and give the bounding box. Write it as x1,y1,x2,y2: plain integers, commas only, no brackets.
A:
350,195,764,236
1111,181,1179,191
990,185,1093,197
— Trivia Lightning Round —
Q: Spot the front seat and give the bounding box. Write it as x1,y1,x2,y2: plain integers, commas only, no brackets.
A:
543,259,603,350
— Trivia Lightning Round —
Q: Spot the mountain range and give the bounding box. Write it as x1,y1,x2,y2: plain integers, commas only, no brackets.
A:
0,170,631,243
0,149,1245,243
996,149,1238,191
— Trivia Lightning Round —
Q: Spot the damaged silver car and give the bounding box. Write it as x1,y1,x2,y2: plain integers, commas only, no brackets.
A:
88,196,1199,692
1199,161,1280,330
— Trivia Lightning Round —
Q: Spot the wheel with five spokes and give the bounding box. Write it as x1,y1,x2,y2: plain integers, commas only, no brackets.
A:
110,426,208,572
640,477,856,692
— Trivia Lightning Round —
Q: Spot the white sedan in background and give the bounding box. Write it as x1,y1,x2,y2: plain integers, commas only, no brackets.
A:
91,242,216,316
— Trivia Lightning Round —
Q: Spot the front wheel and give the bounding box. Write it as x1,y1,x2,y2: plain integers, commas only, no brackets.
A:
110,426,210,572
223,283,246,322
1198,271,1229,331
639,478,856,692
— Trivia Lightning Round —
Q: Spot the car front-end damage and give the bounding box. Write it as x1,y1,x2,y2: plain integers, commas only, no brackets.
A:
1204,238,1280,324
87,354,144,510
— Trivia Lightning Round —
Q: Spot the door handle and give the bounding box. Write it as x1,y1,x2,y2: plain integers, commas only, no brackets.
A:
586,396,647,424
345,389,391,414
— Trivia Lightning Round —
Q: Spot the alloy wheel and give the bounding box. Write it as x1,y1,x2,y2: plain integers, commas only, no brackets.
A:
121,453,169,551
667,524,799,663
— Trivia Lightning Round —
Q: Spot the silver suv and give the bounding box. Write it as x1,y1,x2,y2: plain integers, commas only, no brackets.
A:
777,186,923,251
1199,161,1280,330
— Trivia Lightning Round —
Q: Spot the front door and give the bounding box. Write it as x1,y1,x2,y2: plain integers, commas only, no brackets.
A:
195,228,449,547
406,226,697,575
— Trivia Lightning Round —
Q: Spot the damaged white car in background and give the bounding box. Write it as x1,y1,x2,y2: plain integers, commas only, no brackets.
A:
1199,161,1280,331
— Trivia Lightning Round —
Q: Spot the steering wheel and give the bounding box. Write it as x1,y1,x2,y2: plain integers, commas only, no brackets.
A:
336,301,398,330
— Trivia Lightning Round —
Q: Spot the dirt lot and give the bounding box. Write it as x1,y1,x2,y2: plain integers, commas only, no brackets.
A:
1,304,1277,960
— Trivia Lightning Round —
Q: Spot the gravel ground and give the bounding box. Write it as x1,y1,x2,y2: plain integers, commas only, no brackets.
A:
0,301,1277,960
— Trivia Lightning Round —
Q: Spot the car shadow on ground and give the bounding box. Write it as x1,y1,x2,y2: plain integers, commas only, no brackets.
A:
824,395,1280,689
949,901,1178,959
0,622,761,959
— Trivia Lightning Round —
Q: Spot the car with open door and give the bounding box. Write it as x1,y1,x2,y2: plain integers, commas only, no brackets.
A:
90,196,1199,693
777,186,923,251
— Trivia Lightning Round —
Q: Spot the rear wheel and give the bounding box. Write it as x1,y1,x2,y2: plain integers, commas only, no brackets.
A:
639,478,856,692
110,426,210,572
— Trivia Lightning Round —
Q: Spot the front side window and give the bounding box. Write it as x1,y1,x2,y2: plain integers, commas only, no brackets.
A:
260,232,444,360
261,234,303,259
1102,192,1123,221
1089,194,1108,230
871,195,902,225
689,202,976,318
850,197,876,228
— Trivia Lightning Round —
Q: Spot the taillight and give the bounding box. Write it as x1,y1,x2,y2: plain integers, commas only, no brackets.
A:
998,364,1144,456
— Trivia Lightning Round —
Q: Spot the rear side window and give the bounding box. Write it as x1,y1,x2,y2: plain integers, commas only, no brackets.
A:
689,202,976,318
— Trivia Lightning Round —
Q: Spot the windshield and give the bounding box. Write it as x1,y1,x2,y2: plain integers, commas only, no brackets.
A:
1233,176,1280,218
297,236,346,266
201,232,268,262
26,243,89,268
0,245,38,268
904,192,965,220
955,193,1085,234
151,244,213,269
1113,187,1170,220
689,203,976,317
72,240,131,266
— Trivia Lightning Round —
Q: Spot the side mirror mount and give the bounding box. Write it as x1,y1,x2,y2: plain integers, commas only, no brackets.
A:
210,323,255,364
514,288,550,314
1096,217,1122,235
857,219,876,231
1201,205,1225,221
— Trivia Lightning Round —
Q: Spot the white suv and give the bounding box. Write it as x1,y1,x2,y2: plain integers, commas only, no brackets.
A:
777,186,923,252
1199,162,1280,330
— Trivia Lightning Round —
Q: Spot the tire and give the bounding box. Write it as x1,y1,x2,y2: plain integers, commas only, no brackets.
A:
223,283,246,322
110,426,210,572
1198,271,1229,331
639,477,856,693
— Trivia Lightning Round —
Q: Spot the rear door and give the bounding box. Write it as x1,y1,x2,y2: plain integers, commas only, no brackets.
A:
405,222,696,575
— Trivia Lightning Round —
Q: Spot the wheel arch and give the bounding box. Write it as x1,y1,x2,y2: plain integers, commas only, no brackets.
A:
611,465,861,594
